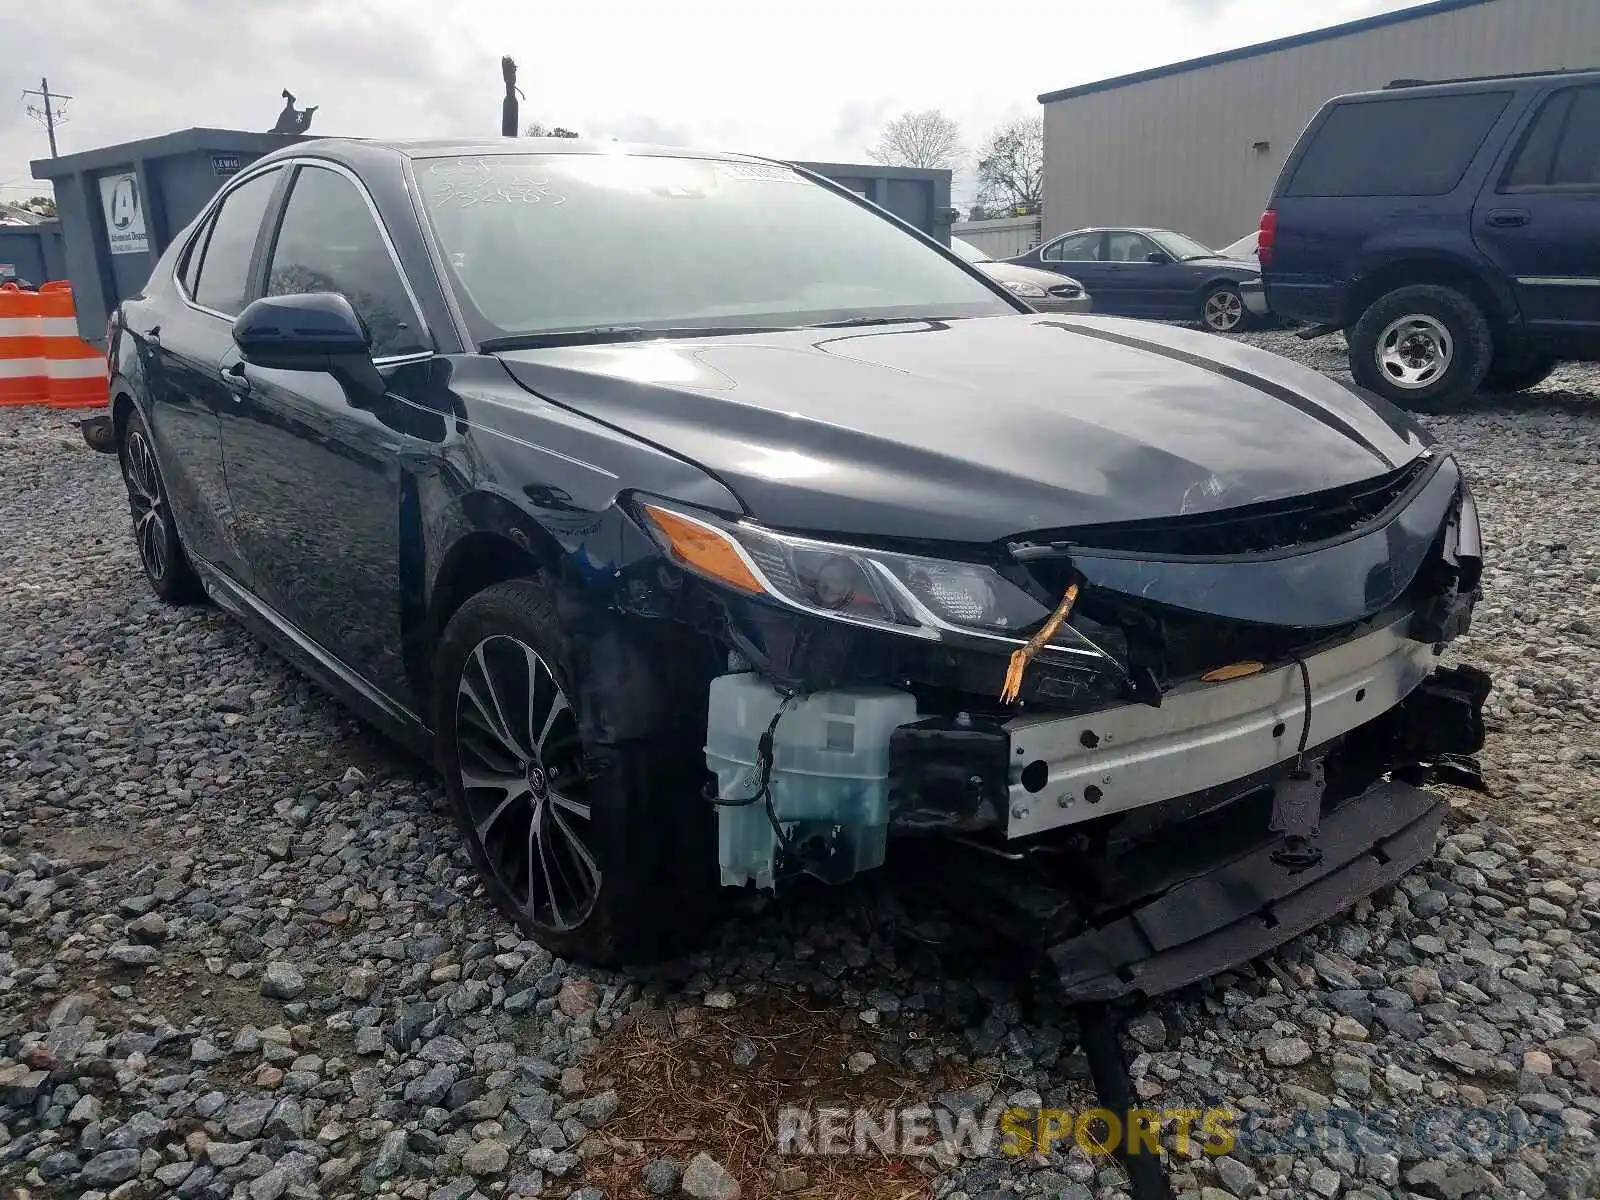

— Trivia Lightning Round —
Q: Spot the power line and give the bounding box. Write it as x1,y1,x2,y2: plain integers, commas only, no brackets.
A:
22,78,72,158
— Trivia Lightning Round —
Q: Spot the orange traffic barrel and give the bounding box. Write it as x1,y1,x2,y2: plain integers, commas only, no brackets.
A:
37,283,110,410
0,284,48,407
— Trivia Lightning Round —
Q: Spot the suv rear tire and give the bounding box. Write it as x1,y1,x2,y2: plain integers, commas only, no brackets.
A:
433,578,718,965
1483,348,1558,394
1348,285,1492,412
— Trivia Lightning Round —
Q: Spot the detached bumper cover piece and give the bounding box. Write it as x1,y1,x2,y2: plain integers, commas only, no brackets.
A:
1239,278,1271,317
1049,778,1445,1002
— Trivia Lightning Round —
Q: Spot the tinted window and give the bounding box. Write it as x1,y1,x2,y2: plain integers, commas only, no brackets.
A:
1503,90,1573,188
1502,85,1600,189
1106,231,1159,262
1551,86,1600,185
265,166,427,358
1286,92,1511,197
1041,232,1100,261
416,155,1011,340
192,169,281,316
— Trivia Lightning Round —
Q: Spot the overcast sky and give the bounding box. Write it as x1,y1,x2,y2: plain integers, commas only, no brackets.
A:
5,0,1426,207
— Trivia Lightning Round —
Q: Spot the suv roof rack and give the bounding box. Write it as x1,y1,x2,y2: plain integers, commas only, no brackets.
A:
1384,66,1598,89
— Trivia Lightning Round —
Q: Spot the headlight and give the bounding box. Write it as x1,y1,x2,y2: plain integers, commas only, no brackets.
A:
1000,279,1049,299
639,501,1112,664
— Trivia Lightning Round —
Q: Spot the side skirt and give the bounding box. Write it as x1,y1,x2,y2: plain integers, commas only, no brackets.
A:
190,556,435,759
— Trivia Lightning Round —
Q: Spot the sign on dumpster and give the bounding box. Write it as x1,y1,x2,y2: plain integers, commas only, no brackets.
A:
98,172,149,255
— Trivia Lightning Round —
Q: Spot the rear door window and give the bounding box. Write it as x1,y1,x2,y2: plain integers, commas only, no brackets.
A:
1041,232,1102,262
1505,84,1600,189
191,169,281,316
1285,91,1512,198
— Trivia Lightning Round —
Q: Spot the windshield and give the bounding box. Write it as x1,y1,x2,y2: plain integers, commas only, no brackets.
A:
415,153,1014,342
949,236,989,264
1149,230,1216,260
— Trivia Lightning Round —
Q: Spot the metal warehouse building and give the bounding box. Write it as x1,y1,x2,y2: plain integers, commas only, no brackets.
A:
1037,0,1600,248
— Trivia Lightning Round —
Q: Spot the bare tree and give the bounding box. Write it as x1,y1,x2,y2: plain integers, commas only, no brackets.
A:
867,110,963,170
525,122,580,138
976,117,1044,214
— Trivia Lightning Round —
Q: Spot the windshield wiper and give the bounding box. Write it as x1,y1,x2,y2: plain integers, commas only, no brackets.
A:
479,325,781,351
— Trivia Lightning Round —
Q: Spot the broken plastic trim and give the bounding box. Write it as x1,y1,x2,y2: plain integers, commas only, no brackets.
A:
1006,450,1441,565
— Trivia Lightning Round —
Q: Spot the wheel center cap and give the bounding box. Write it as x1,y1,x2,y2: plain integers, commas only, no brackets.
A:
526,761,549,798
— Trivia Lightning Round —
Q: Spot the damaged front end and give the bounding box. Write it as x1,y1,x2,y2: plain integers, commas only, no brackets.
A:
626,445,1489,1000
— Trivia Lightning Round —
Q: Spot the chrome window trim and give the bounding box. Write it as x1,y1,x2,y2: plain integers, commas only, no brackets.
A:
173,163,285,323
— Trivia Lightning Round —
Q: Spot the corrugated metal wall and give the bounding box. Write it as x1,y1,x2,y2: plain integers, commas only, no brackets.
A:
951,216,1043,258
1041,0,1600,247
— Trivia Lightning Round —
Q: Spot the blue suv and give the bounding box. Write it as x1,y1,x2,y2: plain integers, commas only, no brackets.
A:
1261,67,1600,411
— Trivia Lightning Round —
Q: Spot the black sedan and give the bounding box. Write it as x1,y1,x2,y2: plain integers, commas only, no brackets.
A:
1007,226,1269,332
95,138,1487,993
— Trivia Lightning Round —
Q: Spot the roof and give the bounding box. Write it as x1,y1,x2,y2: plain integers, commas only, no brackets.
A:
316,137,769,163
1038,0,1499,104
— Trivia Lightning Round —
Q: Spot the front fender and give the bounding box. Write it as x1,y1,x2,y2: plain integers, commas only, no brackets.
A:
403,357,745,708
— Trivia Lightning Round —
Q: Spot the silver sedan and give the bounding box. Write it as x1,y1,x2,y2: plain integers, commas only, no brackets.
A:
950,236,1092,314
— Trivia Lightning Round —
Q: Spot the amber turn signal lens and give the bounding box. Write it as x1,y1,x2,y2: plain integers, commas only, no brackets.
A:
641,505,765,594
1200,661,1266,683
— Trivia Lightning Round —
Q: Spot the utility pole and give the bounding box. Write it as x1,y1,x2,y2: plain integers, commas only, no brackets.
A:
23,78,72,158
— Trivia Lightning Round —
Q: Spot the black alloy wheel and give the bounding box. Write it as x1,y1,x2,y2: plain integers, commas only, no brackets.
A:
454,632,600,933
118,407,203,604
433,578,719,964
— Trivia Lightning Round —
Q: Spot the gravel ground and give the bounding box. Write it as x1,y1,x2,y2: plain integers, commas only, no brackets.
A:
2,336,1599,1200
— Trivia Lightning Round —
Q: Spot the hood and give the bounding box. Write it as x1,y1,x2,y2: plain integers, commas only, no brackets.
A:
976,261,1086,291
1179,255,1259,274
493,313,1430,544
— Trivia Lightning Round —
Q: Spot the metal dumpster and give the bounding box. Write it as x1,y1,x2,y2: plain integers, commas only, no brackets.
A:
34,128,954,347
31,128,309,345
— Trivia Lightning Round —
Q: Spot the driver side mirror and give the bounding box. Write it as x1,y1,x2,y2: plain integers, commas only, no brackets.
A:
1145,250,1173,265
233,292,372,371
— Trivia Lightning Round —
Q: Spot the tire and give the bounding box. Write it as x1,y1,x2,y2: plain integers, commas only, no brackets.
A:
1348,285,1492,412
432,578,718,965
1200,284,1248,333
1483,348,1558,394
118,406,204,604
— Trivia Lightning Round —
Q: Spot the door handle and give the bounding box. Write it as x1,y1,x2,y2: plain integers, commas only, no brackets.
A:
221,363,251,397
1485,209,1529,228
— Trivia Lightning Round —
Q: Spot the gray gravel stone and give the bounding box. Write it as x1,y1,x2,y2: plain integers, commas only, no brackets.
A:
461,1138,510,1176
106,943,158,967
1264,1037,1311,1067
642,1157,681,1194
79,1148,140,1187
259,961,305,999
682,1150,742,1200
